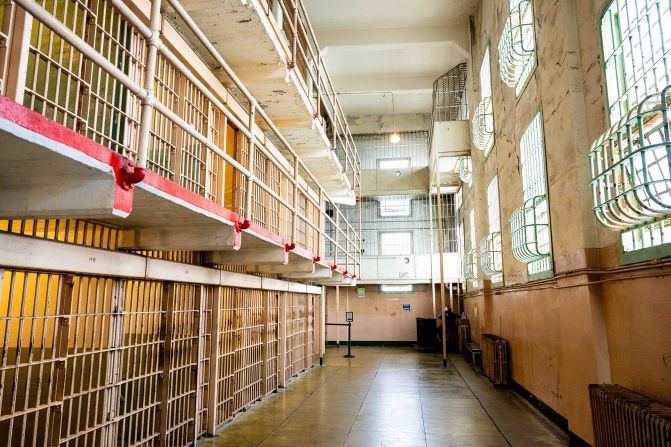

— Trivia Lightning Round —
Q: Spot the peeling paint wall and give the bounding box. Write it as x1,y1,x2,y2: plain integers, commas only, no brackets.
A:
462,0,671,444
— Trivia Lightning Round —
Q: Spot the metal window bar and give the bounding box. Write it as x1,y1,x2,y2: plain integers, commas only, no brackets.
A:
498,0,536,95
510,195,551,263
463,248,478,280
458,157,473,184
11,0,360,277
480,232,503,279
589,86,671,229
473,46,494,152
600,0,671,123
472,96,494,153
510,112,552,270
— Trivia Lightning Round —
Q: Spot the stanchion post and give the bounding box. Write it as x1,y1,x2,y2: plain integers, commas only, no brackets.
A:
344,322,354,358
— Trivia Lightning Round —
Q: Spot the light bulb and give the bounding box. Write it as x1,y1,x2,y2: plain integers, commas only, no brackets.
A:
390,132,401,144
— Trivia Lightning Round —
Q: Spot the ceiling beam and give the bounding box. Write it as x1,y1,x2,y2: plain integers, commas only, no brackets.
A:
318,25,469,56
334,76,437,93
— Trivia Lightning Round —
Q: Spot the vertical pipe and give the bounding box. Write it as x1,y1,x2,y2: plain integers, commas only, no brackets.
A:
318,187,325,260
3,7,32,103
245,104,257,224
436,190,447,367
335,285,340,347
428,193,436,317
291,158,298,245
278,292,287,387
290,0,298,70
320,286,326,364
136,0,162,169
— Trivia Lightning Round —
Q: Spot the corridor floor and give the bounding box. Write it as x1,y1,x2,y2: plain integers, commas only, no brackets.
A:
201,347,567,446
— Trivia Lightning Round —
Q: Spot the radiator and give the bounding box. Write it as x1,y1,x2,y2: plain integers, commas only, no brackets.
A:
589,384,671,447
481,334,509,386
457,319,471,353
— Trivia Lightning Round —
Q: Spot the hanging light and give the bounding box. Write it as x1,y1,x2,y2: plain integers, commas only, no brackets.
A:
389,92,400,144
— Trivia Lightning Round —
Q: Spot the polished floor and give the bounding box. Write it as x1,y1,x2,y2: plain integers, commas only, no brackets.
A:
200,347,567,446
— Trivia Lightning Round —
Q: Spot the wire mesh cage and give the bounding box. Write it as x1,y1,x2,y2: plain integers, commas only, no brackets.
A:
432,62,469,122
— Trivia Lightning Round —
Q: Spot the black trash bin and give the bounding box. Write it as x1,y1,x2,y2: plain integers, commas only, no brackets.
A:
416,318,437,352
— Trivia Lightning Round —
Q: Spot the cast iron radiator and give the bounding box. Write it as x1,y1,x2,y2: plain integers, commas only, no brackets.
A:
589,384,671,447
481,334,509,386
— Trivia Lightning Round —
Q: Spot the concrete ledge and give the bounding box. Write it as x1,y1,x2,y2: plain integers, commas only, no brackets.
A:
0,232,321,294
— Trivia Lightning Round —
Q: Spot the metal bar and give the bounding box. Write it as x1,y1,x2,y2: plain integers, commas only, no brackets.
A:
158,282,174,447
435,191,447,367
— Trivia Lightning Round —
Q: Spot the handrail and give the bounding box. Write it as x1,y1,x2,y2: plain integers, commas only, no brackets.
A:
11,0,360,278
257,0,361,190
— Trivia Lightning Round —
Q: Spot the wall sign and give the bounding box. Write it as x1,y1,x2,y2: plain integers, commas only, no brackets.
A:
402,304,411,311
345,312,354,322
357,287,365,298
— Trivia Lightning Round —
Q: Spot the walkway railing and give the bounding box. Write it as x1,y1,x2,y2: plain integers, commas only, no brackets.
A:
257,0,361,193
0,0,360,277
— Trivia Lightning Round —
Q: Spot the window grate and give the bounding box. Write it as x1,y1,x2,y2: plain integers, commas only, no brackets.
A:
498,0,536,96
510,112,552,273
464,248,478,280
473,46,495,153
480,232,503,283
589,87,671,229
510,195,551,263
482,177,503,283
601,0,671,123
458,157,473,184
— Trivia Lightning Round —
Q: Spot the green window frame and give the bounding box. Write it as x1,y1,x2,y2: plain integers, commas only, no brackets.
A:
473,46,495,155
480,177,503,284
498,0,536,96
510,111,553,278
593,0,671,263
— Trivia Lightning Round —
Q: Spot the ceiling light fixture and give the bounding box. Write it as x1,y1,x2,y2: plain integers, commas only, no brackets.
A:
335,91,400,143
389,92,400,144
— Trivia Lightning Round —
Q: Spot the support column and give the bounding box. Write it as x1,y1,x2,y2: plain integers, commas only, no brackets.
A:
436,191,447,367
303,293,309,369
319,287,325,365
335,286,340,347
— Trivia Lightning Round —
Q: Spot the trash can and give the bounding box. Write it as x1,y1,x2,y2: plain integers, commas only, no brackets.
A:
416,318,437,352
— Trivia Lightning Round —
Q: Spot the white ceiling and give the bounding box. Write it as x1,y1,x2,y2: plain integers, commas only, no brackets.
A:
304,0,476,116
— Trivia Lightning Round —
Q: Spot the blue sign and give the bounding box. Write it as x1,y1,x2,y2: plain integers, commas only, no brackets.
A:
402,304,411,311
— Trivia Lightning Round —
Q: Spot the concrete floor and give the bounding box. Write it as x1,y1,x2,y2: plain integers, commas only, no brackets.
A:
201,347,568,447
